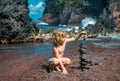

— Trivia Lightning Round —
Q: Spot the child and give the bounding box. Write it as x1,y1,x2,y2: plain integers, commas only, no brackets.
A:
48,29,87,74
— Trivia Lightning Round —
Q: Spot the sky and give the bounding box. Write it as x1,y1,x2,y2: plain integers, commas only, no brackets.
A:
28,0,45,21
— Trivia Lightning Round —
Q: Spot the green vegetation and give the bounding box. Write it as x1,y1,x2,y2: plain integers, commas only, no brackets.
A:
45,0,83,6
45,0,83,14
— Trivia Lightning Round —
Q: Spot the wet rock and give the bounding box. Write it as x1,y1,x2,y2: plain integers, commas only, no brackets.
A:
79,40,102,71
79,41,90,71
89,60,102,66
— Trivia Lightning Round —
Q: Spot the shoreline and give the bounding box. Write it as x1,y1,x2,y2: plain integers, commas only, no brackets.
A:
0,29,120,44
0,39,120,81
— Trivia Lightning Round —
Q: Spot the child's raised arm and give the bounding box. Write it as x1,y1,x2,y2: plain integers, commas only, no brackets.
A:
66,31,87,42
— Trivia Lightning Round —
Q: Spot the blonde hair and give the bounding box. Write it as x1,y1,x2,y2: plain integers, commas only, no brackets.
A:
53,29,67,45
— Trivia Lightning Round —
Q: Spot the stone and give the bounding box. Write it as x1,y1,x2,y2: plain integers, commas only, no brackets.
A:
89,60,102,66
0,0,39,43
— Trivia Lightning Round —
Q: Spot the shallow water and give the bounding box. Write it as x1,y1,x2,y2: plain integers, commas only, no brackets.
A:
0,38,120,55
91,39,120,48
0,42,53,55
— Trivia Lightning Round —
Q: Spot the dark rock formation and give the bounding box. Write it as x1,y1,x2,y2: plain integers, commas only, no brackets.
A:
95,0,120,32
0,0,39,43
39,0,120,32
110,0,120,30
79,40,102,71
39,0,105,25
79,40,90,71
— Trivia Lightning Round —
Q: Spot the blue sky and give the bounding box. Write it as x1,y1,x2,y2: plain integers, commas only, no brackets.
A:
28,0,45,21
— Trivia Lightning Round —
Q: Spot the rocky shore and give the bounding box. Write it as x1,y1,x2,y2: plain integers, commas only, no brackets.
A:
0,0,39,43
0,0,120,44
0,39,120,81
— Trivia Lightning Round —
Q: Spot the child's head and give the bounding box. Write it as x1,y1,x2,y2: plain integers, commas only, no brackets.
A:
53,29,67,45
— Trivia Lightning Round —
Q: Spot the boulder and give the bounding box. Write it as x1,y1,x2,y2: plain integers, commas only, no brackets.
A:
0,0,39,43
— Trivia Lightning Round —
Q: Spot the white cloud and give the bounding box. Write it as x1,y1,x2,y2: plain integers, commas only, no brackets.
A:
36,2,44,8
28,1,45,15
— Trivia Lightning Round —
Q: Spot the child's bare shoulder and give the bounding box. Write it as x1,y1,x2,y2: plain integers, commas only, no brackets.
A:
53,47,57,50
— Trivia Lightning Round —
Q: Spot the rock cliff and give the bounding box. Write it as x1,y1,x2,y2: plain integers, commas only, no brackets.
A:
40,0,120,31
0,0,39,43
39,0,105,25
96,0,120,32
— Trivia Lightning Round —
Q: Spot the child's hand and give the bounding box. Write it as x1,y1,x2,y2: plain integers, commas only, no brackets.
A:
81,31,87,41
81,31,87,34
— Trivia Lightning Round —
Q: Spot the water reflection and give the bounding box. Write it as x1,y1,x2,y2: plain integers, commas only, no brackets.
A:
0,38,120,55
93,42,120,48
0,42,53,55
92,39,120,48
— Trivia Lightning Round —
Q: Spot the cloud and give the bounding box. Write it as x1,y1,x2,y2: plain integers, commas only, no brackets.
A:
36,2,44,8
28,1,45,15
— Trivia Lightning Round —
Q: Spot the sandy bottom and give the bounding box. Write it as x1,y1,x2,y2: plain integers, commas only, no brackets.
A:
0,39,120,81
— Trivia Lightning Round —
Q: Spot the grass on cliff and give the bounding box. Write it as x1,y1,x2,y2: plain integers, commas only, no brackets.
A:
45,0,84,6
